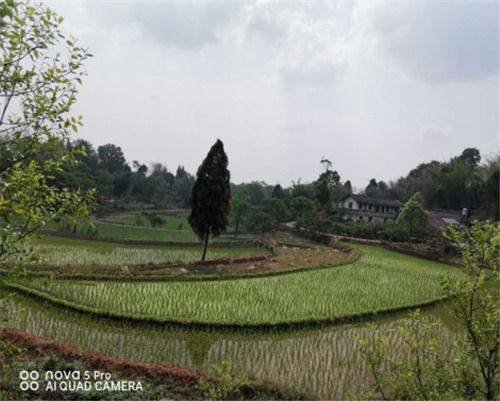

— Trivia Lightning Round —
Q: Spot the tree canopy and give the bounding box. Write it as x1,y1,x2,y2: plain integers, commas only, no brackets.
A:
397,192,428,245
0,0,94,263
188,139,231,260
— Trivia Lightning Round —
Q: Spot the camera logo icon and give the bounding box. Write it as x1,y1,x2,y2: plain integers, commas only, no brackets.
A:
19,370,40,391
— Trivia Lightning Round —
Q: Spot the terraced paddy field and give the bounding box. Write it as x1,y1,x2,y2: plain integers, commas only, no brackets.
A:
24,235,267,267
104,212,190,230
3,292,460,400
9,244,465,326
93,220,201,242
45,218,240,243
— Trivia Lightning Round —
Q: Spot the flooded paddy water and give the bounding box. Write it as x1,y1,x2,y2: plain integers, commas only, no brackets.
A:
4,292,460,399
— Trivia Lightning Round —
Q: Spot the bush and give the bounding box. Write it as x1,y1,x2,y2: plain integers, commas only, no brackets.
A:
141,211,165,228
198,360,249,401
379,221,408,242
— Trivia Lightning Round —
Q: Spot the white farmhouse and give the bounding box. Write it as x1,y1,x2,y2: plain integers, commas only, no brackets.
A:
338,194,402,223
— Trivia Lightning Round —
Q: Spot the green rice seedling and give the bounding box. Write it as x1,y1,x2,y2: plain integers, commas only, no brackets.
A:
15,245,465,325
5,293,460,400
24,236,266,266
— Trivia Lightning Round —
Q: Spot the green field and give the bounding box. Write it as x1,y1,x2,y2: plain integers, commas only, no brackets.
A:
106,213,189,230
12,244,465,326
93,221,241,243
44,214,240,243
4,293,458,400
25,236,266,266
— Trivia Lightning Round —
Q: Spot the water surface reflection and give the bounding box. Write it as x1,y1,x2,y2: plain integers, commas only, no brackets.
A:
5,293,459,399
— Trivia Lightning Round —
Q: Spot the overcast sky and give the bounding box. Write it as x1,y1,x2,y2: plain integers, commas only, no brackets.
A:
43,0,498,189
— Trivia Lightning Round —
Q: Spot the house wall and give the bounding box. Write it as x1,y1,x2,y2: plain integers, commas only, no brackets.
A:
351,212,397,223
341,197,359,210
339,197,400,223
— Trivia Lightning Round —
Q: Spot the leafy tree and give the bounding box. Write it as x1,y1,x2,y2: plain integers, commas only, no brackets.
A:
396,192,428,245
381,148,494,217
477,156,500,220
377,180,388,193
358,221,499,400
291,196,315,221
296,208,334,232
331,180,353,203
231,190,251,236
290,180,316,200
315,159,340,208
343,180,352,194
97,144,129,173
142,211,165,228
460,147,481,169
246,207,278,233
73,139,99,172
188,140,231,261
175,165,188,180
260,198,288,223
443,222,499,401
113,171,131,197
271,184,284,199
0,0,94,263
172,173,194,208
244,181,268,205
365,178,379,197
133,160,148,176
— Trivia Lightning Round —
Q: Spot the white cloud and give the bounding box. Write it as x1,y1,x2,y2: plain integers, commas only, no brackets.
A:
39,0,498,188
357,1,499,83
420,124,451,143
240,2,356,87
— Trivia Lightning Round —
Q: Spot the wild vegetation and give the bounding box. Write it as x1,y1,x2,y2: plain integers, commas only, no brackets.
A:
358,221,499,401
0,0,93,265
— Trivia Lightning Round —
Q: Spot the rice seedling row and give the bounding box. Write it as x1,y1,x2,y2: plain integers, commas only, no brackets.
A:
92,221,240,242
4,294,459,400
16,236,266,267
13,245,465,325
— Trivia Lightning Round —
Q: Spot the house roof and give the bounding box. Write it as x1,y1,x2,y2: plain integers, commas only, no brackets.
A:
341,194,402,207
427,210,463,230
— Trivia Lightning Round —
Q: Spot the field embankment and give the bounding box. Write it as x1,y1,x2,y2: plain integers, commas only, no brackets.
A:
6,244,465,328
1,329,305,400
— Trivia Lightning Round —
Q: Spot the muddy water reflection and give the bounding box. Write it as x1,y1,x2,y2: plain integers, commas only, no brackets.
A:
5,293,459,399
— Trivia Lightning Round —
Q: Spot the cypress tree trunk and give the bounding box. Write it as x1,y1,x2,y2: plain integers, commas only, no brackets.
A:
201,229,210,261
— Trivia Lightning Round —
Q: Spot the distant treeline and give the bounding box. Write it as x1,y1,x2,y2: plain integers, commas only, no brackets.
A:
361,148,499,219
43,139,195,210
45,139,498,222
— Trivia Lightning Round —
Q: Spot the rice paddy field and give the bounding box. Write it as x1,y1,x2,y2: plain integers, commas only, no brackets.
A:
94,220,200,241
44,217,240,243
3,292,461,400
104,212,190,230
24,236,266,267
11,244,465,325
94,221,243,242
2,226,471,399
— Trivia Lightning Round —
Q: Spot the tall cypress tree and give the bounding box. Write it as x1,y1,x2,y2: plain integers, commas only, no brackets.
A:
188,139,231,260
